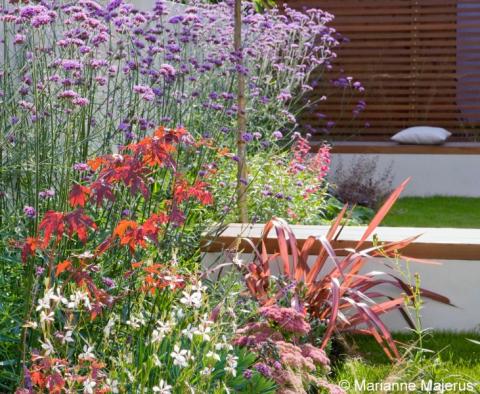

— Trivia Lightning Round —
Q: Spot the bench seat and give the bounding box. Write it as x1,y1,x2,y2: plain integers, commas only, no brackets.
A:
323,141,480,155
202,224,480,261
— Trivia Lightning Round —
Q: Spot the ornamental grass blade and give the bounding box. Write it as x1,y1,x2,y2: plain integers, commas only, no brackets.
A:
344,297,400,359
357,303,400,359
318,235,345,279
355,178,410,250
306,205,348,284
297,235,316,281
320,278,341,349
272,219,292,277
361,234,421,257
389,274,454,306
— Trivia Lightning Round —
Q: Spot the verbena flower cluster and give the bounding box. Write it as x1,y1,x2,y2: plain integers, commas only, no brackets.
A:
0,0,338,220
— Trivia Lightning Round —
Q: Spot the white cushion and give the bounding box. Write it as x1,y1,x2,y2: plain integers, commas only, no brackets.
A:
391,126,452,145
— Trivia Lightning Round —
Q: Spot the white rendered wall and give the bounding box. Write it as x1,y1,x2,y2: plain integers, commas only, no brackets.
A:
203,253,480,332
329,154,480,197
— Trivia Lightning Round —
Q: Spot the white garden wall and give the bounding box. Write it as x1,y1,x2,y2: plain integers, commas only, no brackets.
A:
329,153,480,197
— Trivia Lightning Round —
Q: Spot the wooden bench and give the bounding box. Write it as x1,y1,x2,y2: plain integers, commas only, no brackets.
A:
323,141,480,155
202,224,480,261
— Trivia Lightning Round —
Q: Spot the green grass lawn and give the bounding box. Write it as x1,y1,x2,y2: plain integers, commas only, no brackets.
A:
333,332,480,393
382,196,480,228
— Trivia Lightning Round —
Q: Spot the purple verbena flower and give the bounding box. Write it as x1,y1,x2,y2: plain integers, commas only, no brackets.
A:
243,369,253,380
272,130,283,139
73,162,90,171
102,277,116,288
23,206,36,218
133,85,155,102
61,59,82,71
242,133,253,142
35,266,45,276
254,363,271,377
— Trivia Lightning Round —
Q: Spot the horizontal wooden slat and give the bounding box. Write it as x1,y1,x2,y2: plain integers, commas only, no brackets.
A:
203,224,480,260
288,0,480,139
324,141,480,154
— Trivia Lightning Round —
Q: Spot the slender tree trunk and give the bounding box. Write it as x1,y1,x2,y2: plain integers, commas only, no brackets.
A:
234,0,248,223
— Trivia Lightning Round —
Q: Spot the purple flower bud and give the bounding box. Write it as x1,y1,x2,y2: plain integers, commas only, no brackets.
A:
73,162,90,172
39,188,55,199
23,206,36,218
243,369,253,380
255,363,271,377
102,277,116,288
168,15,183,24
35,266,45,276
242,133,253,142
272,130,283,139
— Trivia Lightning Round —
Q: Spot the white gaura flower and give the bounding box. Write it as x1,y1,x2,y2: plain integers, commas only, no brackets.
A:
73,250,94,259
151,320,172,343
191,281,206,293
181,324,195,340
106,379,119,394
36,288,63,311
61,330,74,344
225,354,238,377
193,319,212,341
179,291,202,309
36,296,51,312
79,344,96,360
163,275,184,290
172,307,184,320
153,354,162,367
126,315,145,329
170,345,190,368
215,336,233,351
40,339,54,356
22,321,38,329
83,378,96,394
152,379,172,394
64,290,91,310
200,367,214,375
39,310,55,324
206,351,220,361
103,317,116,338
232,254,244,267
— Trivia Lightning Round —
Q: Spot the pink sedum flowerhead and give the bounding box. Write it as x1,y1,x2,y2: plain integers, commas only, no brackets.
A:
300,343,330,369
260,305,311,335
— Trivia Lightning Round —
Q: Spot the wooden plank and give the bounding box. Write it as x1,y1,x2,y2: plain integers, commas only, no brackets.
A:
287,0,480,142
202,224,480,261
325,141,480,154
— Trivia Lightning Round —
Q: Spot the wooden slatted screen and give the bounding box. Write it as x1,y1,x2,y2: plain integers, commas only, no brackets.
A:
288,0,480,141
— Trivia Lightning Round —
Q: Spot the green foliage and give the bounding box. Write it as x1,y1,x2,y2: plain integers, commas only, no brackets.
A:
213,148,346,225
